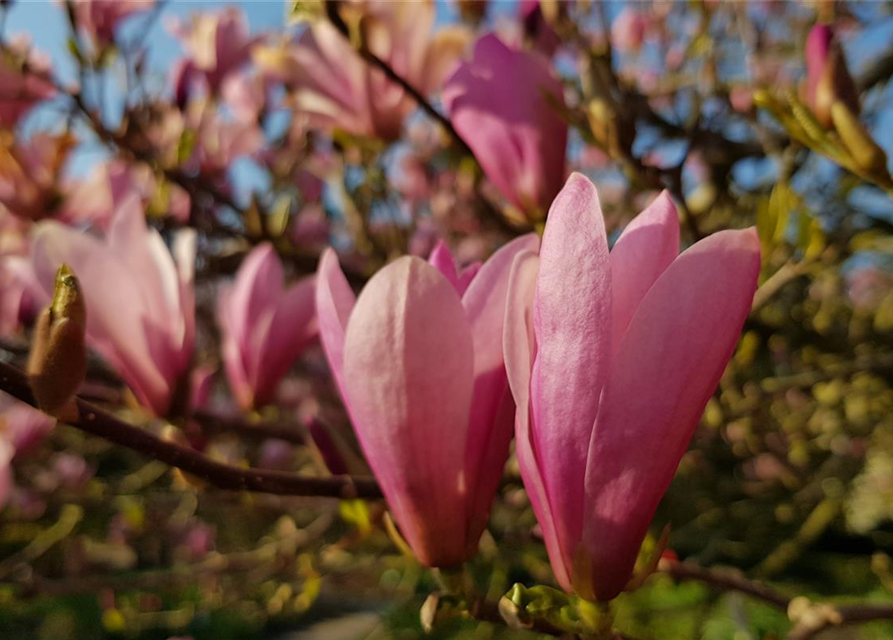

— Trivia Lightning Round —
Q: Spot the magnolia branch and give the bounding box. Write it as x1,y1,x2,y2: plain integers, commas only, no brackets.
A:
0,359,382,500
660,558,893,639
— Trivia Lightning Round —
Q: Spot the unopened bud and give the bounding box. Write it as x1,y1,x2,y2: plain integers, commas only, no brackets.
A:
806,24,859,129
27,264,86,419
830,101,889,174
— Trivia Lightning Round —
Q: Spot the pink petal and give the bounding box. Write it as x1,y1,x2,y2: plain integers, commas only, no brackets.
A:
609,190,679,353
460,233,540,544
253,276,317,407
503,248,572,590
315,249,357,402
456,262,482,295
581,228,760,600
343,257,474,567
428,239,461,293
228,243,285,361
530,173,611,570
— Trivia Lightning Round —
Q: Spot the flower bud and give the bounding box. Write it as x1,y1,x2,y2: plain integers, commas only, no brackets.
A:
27,264,86,419
830,101,889,174
805,24,859,128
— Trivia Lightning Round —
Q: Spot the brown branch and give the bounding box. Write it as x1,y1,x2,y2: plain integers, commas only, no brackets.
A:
658,559,791,610
190,409,307,446
0,359,382,499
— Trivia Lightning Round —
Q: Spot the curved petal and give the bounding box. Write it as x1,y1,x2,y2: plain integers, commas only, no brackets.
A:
217,285,252,409
581,228,760,601
456,262,482,295
229,243,284,359
530,173,611,568
503,248,572,591
461,233,540,546
343,256,474,567
253,276,317,407
428,239,461,293
609,190,679,354
315,248,356,403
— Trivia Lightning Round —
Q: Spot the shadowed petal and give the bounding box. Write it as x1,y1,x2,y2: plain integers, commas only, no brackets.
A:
581,228,760,600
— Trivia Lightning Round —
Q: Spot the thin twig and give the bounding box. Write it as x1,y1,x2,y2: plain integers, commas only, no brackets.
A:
0,360,382,499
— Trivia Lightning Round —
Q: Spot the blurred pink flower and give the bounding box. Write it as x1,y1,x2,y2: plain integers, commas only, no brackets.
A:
846,265,893,312
71,0,154,47
221,71,267,123
189,103,264,175
255,1,470,140
218,243,316,410
316,233,538,566
169,8,257,94
0,132,73,220
0,391,55,454
611,8,648,54
62,160,149,229
31,195,196,417
504,174,760,600
0,37,55,128
444,34,567,221
62,160,191,227
290,203,330,250
0,253,43,336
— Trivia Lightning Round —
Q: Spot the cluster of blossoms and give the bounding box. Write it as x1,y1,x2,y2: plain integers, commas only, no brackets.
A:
18,0,893,607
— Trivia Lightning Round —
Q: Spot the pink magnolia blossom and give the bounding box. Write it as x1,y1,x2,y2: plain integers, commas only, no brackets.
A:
62,159,190,228
71,0,154,47
0,211,44,336
0,392,55,510
316,234,538,566
169,8,257,94
255,1,470,140
0,37,55,128
504,174,760,600
0,132,73,220
31,196,196,417
611,8,648,54
218,243,316,410
0,392,55,455
805,24,859,128
444,34,567,221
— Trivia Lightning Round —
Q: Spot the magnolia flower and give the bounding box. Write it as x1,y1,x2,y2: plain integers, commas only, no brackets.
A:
31,196,195,417
504,174,760,601
805,24,859,128
255,1,470,140
0,392,56,510
169,8,257,94
444,34,567,222
0,37,55,128
71,0,154,47
62,159,191,227
0,132,73,220
611,8,648,54
0,392,55,455
316,234,538,566
218,243,316,410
